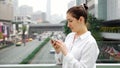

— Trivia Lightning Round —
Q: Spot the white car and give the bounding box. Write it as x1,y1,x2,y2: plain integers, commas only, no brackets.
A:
49,48,55,54
16,41,22,46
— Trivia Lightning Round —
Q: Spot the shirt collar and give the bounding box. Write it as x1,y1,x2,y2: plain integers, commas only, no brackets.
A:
77,31,91,40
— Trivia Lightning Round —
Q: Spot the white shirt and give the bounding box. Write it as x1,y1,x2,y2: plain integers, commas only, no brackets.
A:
55,31,99,68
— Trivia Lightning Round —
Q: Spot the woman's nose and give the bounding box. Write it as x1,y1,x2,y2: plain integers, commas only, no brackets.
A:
67,23,70,27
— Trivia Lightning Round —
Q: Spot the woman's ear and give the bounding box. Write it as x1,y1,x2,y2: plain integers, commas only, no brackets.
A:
79,16,84,23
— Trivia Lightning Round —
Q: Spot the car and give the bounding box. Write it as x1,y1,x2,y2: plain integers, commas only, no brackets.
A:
38,38,41,41
38,36,41,41
28,38,33,41
49,48,55,54
16,41,22,46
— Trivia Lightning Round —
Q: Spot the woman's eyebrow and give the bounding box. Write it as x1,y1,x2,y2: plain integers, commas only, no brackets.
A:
67,18,72,20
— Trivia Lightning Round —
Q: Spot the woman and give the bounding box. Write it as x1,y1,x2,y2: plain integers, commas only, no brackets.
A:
51,4,99,68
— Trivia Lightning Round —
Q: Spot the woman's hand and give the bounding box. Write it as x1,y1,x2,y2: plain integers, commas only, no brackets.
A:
55,40,68,56
51,40,60,54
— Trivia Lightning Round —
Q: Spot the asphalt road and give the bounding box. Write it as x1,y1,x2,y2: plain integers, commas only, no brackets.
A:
30,41,55,64
0,39,42,64
30,41,62,68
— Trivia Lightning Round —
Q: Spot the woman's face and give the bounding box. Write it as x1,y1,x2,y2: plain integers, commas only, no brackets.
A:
66,13,80,32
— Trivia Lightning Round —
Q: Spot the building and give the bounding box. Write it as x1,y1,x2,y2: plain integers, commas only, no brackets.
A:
0,0,13,22
19,5,33,16
107,0,120,20
13,0,19,17
87,0,98,18
76,0,120,20
98,0,120,20
97,0,107,20
0,0,13,39
31,11,47,23
46,0,51,22
68,0,76,9
76,0,86,5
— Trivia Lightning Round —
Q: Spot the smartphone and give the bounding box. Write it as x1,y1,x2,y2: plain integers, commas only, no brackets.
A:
50,36,57,41
50,36,58,45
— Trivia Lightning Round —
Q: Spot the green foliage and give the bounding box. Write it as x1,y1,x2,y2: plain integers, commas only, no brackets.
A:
63,20,71,36
87,14,104,41
20,37,50,64
22,25,27,34
87,14,102,31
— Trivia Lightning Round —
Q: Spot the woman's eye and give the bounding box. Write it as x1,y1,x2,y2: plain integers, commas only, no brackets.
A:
68,20,72,22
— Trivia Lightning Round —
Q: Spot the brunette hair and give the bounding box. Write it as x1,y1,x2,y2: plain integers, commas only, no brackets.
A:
67,4,88,23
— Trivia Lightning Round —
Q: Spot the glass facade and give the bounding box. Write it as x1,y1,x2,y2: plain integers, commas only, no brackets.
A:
98,0,107,20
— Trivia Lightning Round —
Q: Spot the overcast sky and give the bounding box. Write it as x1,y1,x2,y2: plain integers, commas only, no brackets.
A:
18,0,70,17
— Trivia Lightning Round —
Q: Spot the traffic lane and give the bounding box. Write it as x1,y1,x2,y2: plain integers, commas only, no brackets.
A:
30,41,56,64
0,39,42,64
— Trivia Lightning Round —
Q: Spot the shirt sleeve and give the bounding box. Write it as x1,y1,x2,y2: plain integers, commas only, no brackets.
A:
63,42,99,68
54,33,72,65
55,52,63,64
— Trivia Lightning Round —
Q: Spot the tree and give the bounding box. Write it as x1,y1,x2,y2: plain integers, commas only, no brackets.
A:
22,25,27,45
87,14,104,41
63,20,71,36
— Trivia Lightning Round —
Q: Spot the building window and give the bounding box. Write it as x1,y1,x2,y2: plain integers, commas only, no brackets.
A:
0,0,6,4
87,0,92,2
88,4,95,10
0,0,5,1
